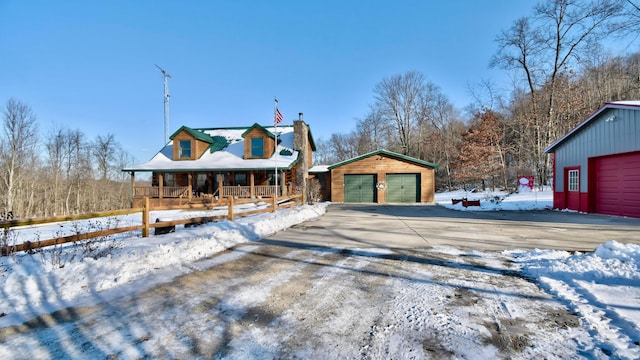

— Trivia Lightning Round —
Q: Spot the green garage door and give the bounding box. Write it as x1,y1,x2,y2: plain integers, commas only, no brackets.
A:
344,174,376,203
386,174,419,203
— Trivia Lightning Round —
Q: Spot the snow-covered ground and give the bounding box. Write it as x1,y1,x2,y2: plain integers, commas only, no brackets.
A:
0,202,327,324
434,186,554,211
1,189,639,358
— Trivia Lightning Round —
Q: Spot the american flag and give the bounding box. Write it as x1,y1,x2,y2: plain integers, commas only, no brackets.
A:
275,108,283,125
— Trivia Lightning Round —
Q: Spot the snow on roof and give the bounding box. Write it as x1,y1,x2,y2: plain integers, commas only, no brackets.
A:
124,125,299,172
309,165,330,173
606,100,640,107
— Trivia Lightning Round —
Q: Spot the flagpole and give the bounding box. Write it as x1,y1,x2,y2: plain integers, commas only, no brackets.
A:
274,97,278,199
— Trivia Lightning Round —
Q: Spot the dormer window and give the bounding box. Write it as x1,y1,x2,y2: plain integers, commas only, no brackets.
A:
179,140,192,158
251,138,264,157
241,123,277,159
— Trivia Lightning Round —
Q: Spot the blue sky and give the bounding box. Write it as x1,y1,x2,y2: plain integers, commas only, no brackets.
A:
1,1,539,163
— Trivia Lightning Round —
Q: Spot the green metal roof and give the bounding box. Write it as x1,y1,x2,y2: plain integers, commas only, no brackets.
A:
169,126,214,143
328,149,439,170
170,123,316,151
209,136,231,153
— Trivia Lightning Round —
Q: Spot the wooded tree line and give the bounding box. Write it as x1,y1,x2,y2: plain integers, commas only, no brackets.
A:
0,98,135,218
316,0,640,191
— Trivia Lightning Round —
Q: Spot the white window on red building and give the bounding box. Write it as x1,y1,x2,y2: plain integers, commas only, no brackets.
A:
568,169,579,192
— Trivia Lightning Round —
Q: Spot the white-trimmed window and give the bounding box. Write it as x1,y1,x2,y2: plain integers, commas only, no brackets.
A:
568,169,579,192
251,138,264,157
179,140,192,158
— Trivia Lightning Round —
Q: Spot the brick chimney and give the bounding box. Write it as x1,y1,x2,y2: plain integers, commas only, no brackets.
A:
294,113,309,203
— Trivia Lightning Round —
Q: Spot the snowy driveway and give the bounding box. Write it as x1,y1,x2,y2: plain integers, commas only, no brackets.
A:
1,203,639,358
0,241,587,359
276,204,640,252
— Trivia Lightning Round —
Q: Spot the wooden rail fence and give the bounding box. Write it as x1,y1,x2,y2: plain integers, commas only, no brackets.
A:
0,194,303,256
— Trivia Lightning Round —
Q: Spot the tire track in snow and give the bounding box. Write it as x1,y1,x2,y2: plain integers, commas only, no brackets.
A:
0,244,335,359
224,249,393,359
538,276,640,359
0,244,598,359
360,249,587,359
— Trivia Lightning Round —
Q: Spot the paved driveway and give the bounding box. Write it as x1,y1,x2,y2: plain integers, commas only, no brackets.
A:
3,204,637,358
270,204,640,251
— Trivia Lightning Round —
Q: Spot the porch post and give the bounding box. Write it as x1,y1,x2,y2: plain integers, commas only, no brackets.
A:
250,171,255,198
217,173,224,198
188,172,193,200
129,171,135,208
280,171,286,197
159,173,164,199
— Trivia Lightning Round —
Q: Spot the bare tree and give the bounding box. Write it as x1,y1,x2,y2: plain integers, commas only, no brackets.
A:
328,132,360,162
424,94,465,190
93,133,120,181
44,126,67,216
313,138,335,165
491,0,626,186
467,78,502,114
614,0,640,35
311,133,359,166
0,100,134,217
65,129,92,214
0,99,38,216
115,148,136,182
354,106,392,154
373,71,440,156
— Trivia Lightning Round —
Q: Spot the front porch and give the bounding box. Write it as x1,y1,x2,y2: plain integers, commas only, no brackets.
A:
129,170,294,208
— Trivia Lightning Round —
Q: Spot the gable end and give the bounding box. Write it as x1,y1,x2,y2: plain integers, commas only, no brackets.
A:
243,126,276,159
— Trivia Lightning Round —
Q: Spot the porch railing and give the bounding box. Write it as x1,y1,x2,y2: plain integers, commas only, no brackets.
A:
133,186,190,198
133,185,280,199
254,185,278,197
220,185,278,198
221,186,250,198
134,187,159,198
163,186,190,198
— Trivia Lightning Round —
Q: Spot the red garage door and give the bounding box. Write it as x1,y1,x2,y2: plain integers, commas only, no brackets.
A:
594,152,640,218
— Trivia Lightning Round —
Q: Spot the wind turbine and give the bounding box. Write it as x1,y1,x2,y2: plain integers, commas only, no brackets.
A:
155,64,171,144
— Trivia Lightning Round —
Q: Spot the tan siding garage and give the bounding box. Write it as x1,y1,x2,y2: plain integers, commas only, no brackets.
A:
329,150,438,203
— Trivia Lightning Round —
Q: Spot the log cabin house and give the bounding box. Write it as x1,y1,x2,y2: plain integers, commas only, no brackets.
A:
122,118,315,208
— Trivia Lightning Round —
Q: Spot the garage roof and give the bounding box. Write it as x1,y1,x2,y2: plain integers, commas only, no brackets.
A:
328,149,439,170
544,101,640,153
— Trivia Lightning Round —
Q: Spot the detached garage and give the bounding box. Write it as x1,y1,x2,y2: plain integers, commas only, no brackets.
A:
545,101,640,218
328,150,438,203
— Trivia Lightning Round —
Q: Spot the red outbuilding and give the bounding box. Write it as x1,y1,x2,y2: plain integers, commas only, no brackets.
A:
545,101,640,218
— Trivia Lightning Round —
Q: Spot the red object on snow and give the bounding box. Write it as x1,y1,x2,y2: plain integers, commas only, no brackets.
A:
518,176,534,191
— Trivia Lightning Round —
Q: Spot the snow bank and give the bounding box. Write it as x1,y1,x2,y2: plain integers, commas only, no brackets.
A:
510,241,640,359
0,203,328,325
513,241,640,281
